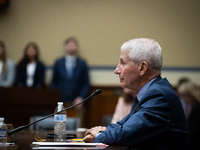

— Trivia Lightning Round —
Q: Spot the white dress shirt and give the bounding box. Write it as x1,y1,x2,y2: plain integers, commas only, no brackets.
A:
26,62,36,87
65,55,76,68
0,61,2,75
65,55,76,78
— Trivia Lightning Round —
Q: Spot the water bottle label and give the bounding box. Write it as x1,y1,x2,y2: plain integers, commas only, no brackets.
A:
0,129,7,138
54,115,66,122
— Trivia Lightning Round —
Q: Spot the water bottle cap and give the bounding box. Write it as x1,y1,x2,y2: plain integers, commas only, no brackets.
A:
57,102,63,111
58,102,63,105
0,118,4,121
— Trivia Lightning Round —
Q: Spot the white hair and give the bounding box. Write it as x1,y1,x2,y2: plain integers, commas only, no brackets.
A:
121,38,163,73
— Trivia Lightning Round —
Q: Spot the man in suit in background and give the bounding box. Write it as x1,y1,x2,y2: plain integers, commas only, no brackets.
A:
83,38,190,149
51,37,89,123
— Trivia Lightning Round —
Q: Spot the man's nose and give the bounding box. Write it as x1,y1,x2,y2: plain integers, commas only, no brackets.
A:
114,64,121,74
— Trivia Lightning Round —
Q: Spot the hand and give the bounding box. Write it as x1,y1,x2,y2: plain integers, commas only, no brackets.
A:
83,126,107,143
73,97,83,110
83,134,95,143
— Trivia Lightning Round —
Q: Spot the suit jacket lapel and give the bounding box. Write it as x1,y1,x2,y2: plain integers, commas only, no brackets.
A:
61,58,67,77
135,76,162,113
72,58,79,79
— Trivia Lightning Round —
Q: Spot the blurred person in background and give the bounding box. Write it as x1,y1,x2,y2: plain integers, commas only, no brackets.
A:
176,77,191,117
0,41,15,87
15,42,45,88
111,88,136,124
178,81,200,150
51,37,89,125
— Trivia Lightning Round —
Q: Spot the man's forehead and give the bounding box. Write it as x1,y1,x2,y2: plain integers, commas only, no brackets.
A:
120,50,130,60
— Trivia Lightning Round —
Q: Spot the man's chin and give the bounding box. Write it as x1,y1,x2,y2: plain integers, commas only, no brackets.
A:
120,82,132,89
120,83,126,89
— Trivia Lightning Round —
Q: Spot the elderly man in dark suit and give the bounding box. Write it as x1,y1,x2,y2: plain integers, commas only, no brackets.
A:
83,38,190,150
51,37,89,112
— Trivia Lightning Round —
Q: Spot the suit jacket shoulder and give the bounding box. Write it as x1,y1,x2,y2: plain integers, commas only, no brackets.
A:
54,57,87,66
76,57,87,65
36,61,45,68
54,57,65,64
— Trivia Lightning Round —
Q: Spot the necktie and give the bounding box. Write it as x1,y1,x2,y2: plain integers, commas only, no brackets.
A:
131,97,139,115
67,61,73,79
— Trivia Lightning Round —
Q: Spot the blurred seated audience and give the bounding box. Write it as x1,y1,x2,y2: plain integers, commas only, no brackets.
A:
0,41,15,87
51,37,89,125
178,81,200,150
111,88,136,124
14,42,45,88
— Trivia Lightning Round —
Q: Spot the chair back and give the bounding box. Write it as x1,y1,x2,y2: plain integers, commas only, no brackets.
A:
29,116,80,131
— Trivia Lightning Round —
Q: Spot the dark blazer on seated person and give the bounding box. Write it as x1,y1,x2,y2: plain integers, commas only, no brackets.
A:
51,57,89,103
94,76,190,150
15,61,45,88
188,101,200,150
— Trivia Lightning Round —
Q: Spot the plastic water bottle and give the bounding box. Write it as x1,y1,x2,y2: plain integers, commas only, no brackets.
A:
0,118,7,145
54,102,67,142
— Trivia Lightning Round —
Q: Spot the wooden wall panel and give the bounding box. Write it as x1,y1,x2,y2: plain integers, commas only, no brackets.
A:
0,88,61,127
0,87,122,129
85,87,121,128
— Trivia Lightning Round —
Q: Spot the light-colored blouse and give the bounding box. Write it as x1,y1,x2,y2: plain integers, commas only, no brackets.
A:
0,58,15,87
111,97,133,124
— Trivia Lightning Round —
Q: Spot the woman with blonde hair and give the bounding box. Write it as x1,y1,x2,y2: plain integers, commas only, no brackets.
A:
178,81,200,150
0,41,15,87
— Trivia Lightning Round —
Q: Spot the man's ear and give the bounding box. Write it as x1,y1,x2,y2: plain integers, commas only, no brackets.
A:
139,61,148,76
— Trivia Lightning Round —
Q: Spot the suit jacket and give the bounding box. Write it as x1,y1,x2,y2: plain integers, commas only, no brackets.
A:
15,61,45,88
94,76,190,150
51,57,89,102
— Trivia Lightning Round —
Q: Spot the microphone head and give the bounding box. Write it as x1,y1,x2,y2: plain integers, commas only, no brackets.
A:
93,89,102,96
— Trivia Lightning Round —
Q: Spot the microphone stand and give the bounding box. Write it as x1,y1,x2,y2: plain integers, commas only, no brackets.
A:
7,89,102,136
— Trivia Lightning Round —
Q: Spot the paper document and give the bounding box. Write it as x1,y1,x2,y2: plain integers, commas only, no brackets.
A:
32,142,107,149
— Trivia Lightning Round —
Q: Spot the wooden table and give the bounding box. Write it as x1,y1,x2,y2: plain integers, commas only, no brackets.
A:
6,130,128,150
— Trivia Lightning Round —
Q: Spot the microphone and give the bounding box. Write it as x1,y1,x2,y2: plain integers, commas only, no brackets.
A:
91,89,102,96
7,89,102,136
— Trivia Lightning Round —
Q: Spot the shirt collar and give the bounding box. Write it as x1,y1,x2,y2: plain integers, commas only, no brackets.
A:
65,55,76,65
136,77,157,101
65,55,76,61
